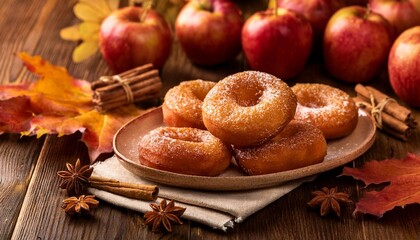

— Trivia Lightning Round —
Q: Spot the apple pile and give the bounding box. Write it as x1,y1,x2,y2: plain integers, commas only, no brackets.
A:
97,1,420,107
275,0,342,45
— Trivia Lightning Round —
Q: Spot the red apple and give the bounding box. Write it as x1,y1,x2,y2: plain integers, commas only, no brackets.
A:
388,26,420,107
323,6,393,83
100,7,172,73
276,0,342,44
369,0,420,36
242,8,313,80
175,0,243,66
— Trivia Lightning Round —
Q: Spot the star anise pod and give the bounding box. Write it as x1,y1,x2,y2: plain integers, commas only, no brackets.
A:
144,199,186,232
57,159,93,196
307,187,353,217
62,195,99,216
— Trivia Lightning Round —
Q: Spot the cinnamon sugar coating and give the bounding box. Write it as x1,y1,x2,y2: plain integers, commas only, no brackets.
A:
202,71,297,147
292,83,358,139
138,127,232,176
234,120,327,175
163,80,216,129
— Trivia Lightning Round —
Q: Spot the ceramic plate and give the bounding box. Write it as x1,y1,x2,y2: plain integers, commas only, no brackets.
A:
114,107,376,191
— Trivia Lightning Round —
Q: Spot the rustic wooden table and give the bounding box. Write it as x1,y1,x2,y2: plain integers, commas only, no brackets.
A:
1,0,419,239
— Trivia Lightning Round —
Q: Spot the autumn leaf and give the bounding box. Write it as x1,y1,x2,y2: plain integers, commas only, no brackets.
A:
341,153,420,217
0,53,144,162
0,96,33,134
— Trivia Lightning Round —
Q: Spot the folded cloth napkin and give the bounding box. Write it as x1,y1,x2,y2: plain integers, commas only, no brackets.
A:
88,155,313,231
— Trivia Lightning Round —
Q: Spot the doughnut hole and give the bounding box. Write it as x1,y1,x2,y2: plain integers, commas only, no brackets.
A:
296,91,326,108
231,81,264,107
192,87,209,102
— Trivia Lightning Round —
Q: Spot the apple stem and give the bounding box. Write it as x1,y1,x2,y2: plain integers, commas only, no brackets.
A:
140,0,153,22
365,4,371,19
198,0,213,11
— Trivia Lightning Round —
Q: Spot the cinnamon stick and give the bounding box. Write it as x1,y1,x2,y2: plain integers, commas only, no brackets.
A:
354,84,414,124
89,175,158,201
93,70,159,94
91,64,154,90
91,64,162,112
93,77,161,102
353,96,410,141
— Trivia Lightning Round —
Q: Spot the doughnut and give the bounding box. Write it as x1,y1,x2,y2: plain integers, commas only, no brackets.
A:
292,83,358,139
138,127,232,176
162,80,216,129
234,120,327,175
202,71,297,147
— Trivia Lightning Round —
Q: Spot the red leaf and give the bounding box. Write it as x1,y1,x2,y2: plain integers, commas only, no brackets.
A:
341,153,420,217
0,96,33,133
0,53,145,162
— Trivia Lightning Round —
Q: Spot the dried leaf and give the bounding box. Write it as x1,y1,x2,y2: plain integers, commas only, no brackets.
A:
72,41,99,63
0,53,144,162
0,96,32,134
79,22,100,41
341,153,420,217
74,2,107,22
60,25,82,41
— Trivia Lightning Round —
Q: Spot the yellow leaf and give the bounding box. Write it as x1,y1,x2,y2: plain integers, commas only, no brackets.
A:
74,2,108,22
60,25,81,41
79,0,118,15
72,41,99,63
107,0,120,11
79,22,100,41
268,0,275,8
18,52,93,112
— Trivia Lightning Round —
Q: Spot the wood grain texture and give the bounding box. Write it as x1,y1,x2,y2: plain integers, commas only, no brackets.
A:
0,0,419,239
0,135,44,240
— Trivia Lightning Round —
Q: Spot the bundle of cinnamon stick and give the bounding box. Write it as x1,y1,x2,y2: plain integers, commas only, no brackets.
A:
353,84,417,141
89,175,158,201
91,64,162,112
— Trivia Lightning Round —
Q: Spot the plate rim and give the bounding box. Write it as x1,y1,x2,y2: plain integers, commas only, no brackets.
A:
113,107,376,191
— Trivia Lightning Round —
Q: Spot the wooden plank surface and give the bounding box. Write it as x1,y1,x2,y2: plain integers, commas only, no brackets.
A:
0,0,419,239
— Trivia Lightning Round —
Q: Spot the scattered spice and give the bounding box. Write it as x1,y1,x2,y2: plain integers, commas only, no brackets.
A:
57,159,159,201
62,195,99,215
144,199,186,232
57,159,93,196
307,187,353,217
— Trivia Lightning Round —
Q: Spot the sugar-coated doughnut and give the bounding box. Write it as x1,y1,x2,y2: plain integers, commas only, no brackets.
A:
163,80,216,129
138,127,232,176
292,83,358,139
234,120,327,175
202,71,297,147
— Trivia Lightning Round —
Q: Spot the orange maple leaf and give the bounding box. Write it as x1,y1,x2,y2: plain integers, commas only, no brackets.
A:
341,153,420,217
0,53,144,162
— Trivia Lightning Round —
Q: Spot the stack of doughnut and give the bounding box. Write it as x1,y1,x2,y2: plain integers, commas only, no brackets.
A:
138,71,358,176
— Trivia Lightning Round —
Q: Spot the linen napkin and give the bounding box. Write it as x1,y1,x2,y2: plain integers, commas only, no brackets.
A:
88,155,313,231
